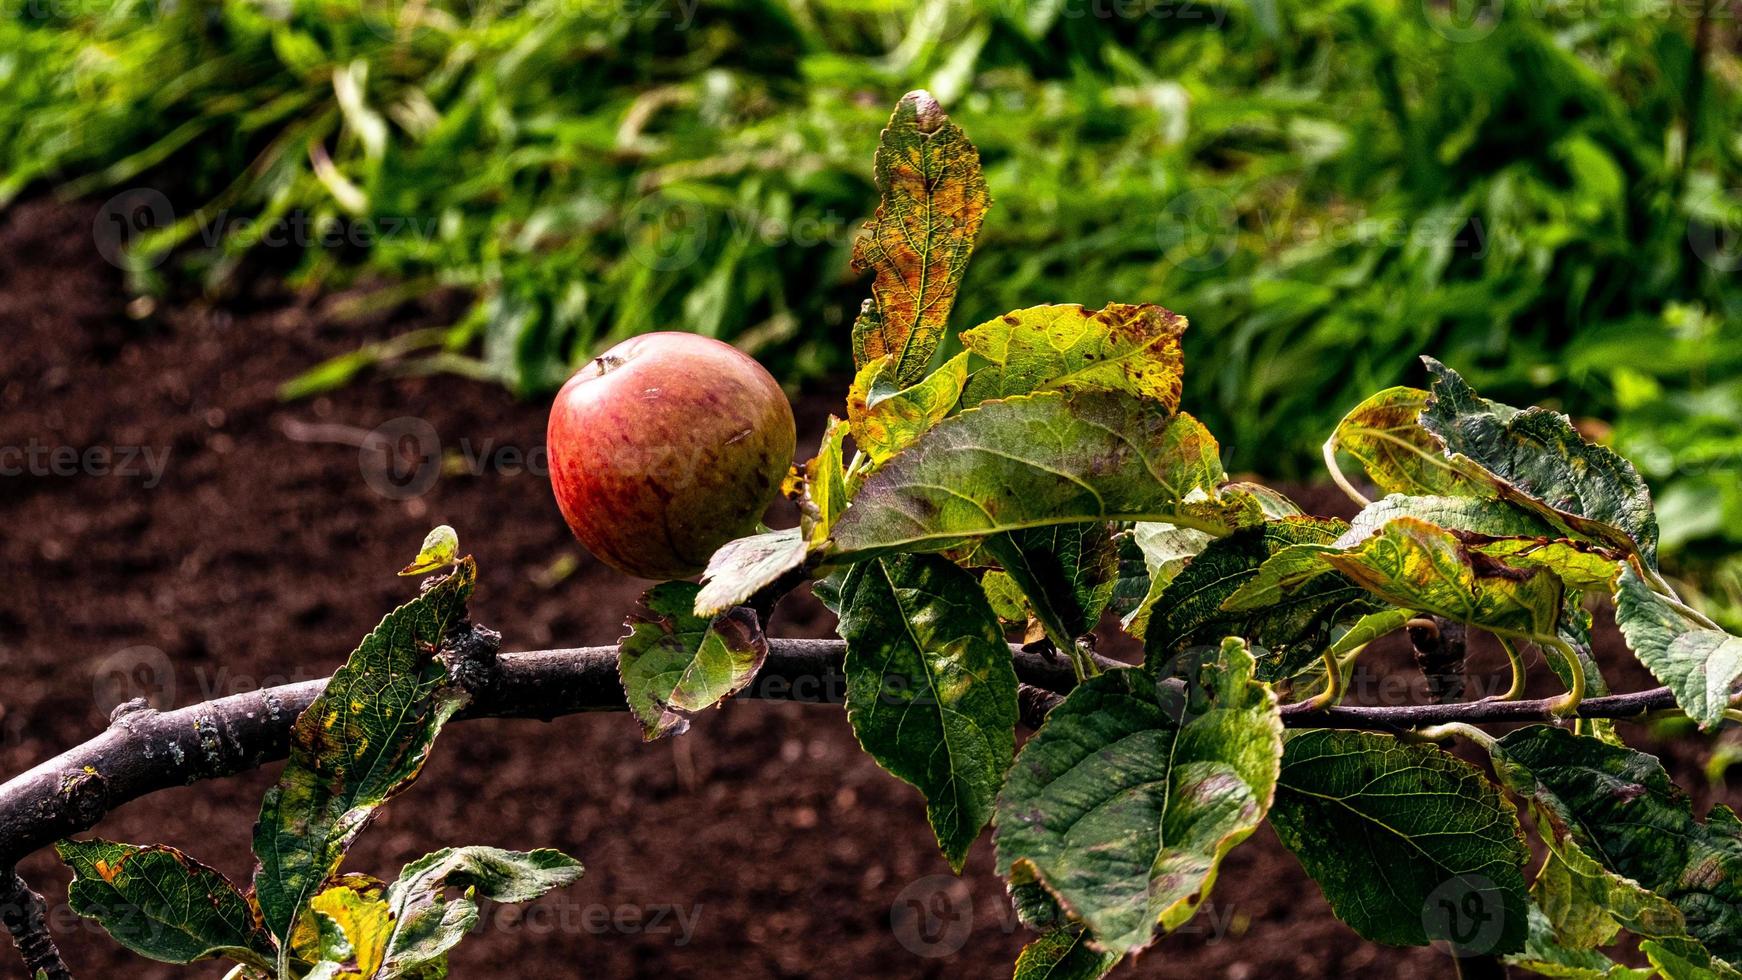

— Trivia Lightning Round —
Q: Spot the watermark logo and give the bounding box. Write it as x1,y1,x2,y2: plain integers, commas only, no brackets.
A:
1157,188,1238,272
93,189,175,270
890,875,975,958
1423,0,1504,43
360,417,444,501
91,645,176,716
1422,874,1509,956
624,196,712,272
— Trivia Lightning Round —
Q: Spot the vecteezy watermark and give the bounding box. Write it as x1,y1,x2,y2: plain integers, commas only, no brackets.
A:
475,897,703,945
1422,874,1510,957
90,645,330,718
621,194,851,271
0,441,170,488
890,875,976,958
279,417,555,501
1155,189,1492,273
93,189,441,271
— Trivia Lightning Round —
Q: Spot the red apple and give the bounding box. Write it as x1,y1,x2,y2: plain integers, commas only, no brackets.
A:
547,332,796,580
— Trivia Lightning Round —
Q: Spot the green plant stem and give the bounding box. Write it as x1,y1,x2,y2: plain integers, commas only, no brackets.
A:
1493,637,1527,701
1537,635,1587,717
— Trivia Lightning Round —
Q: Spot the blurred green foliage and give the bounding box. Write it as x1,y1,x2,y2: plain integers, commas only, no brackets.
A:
5,0,1742,594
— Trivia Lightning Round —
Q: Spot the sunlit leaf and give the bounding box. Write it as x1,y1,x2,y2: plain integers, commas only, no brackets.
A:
1420,359,1660,564
1116,521,1215,636
1508,903,1653,979
959,302,1186,410
1322,517,1564,638
994,639,1282,957
58,839,274,968
848,352,968,465
1327,386,1476,497
797,416,850,548
619,582,769,740
253,560,477,943
850,90,990,386
838,554,1019,871
1012,926,1120,980
1271,730,1530,955
308,885,390,979
830,391,1239,560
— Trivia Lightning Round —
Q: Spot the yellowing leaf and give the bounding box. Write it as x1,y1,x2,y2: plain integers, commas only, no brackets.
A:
310,886,392,979
1322,517,1563,638
847,352,968,465
850,90,990,386
397,525,459,576
960,302,1187,410
797,415,851,547
1326,386,1475,497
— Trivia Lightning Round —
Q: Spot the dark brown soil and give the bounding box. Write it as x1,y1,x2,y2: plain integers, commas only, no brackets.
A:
1,198,1734,979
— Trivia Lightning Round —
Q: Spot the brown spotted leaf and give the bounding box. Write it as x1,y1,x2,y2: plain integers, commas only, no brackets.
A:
59,839,276,968
850,90,990,386
829,391,1240,561
252,560,477,943
960,303,1187,410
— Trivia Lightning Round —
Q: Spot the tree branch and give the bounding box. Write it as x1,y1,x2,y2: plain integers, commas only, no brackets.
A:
0,637,1678,870
2,870,71,980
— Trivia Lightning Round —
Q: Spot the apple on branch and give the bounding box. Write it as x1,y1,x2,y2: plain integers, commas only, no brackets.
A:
547,332,796,580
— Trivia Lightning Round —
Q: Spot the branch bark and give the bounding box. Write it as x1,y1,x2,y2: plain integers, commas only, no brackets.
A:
2,870,71,980
0,637,1678,870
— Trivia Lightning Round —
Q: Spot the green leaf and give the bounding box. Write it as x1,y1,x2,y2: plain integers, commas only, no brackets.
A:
959,302,1187,410
1322,517,1564,638
848,352,969,466
1508,903,1653,979
1420,359,1660,564
982,523,1120,646
619,582,770,740
1495,726,1742,966
1270,729,1531,955
850,90,990,386
981,569,1032,624
1012,926,1120,980
252,560,477,944
1327,386,1477,497
838,554,1020,871
57,839,275,968
1146,518,1384,682
1613,564,1742,729
994,640,1283,957
830,391,1239,561
380,847,583,978
694,526,808,617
